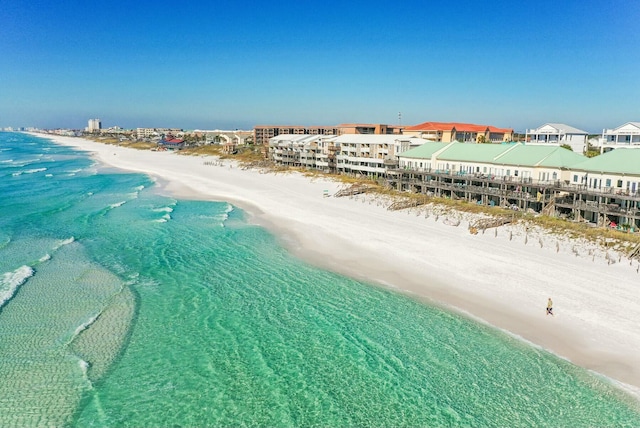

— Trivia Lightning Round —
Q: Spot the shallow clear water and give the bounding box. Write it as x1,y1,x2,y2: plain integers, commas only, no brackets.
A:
1,132,639,427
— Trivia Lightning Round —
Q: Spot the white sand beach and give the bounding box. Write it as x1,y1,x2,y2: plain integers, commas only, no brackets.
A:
42,134,640,399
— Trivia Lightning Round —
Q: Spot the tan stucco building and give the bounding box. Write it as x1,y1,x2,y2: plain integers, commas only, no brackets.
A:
403,121,513,143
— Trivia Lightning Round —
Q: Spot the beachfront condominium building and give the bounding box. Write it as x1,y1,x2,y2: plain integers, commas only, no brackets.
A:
267,134,427,176
396,142,585,183
594,122,640,153
136,128,184,140
336,123,403,135
335,135,428,177
254,126,339,146
268,134,339,172
254,123,399,146
393,141,640,226
402,122,513,143
87,118,101,133
525,123,589,154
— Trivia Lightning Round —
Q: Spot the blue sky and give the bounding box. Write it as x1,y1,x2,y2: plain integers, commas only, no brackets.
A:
1,0,638,133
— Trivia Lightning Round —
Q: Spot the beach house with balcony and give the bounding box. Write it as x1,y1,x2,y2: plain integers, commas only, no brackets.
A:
570,148,640,195
525,123,589,154
594,122,640,153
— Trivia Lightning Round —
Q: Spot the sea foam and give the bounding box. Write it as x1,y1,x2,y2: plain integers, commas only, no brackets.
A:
0,265,35,309
52,237,75,251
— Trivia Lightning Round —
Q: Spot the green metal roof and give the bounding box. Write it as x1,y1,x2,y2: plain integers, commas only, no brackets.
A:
400,142,587,169
573,148,640,175
435,142,518,162
496,144,585,168
397,142,449,158
399,141,640,176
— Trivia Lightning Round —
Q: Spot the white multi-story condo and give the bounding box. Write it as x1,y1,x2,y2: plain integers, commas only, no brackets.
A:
335,134,425,177
136,128,183,140
334,135,428,177
267,134,429,176
268,134,339,172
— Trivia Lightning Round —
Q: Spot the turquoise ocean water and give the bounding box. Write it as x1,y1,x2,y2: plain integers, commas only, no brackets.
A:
1,132,639,427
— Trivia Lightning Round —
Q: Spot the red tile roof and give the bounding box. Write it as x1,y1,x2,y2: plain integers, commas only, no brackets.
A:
487,126,513,133
405,121,512,133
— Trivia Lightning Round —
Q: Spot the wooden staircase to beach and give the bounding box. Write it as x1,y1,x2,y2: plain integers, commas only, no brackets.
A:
627,243,640,261
542,196,556,216
468,216,512,234
334,183,372,197
387,198,427,211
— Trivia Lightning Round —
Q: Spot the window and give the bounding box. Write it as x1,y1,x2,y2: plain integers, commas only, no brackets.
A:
514,170,519,177
618,179,623,187
606,179,611,187
573,174,578,182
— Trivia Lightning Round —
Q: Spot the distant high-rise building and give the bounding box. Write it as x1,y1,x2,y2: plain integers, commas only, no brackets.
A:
87,118,102,133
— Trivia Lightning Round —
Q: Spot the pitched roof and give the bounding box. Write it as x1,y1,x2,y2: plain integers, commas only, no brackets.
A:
399,142,585,169
531,123,588,135
496,144,585,168
572,148,640,175
488,126,513,134
405,121,512,133
609,122,640,133
436,142,516,162
404,121,459,131
394,142,450,158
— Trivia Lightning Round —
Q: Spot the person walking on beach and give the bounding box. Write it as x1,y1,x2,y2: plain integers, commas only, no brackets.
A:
546,298,554,316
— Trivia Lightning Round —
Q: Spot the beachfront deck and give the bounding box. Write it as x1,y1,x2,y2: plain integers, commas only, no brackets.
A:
387,168,640,229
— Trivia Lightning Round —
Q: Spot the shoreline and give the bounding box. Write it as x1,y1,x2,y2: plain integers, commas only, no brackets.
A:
38,134,640,400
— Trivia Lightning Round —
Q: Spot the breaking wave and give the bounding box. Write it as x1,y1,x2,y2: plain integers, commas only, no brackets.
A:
12,168,47,177
52,237,75,251
0,265,35,310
